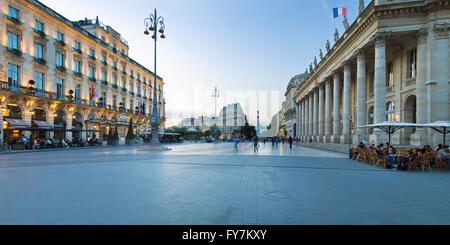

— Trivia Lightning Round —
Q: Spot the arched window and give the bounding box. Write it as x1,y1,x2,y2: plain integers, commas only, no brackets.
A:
386,101,395,121
32,108,46,121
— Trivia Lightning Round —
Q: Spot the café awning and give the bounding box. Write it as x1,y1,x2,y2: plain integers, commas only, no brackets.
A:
4,118,29,129
32,120,52,129
358,121,419,145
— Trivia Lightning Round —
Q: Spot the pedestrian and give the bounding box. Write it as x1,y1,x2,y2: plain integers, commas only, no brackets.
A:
234,138,239,151
288,136,293,149
254,137,259,153
282,137,285,145
275,137,279,147
271,137,275,147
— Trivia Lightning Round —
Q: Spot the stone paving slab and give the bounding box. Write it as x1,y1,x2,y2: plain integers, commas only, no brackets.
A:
0,142,448,225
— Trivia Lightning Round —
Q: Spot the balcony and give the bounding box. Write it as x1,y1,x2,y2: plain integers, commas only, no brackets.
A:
102,61,108,66
112,84,118,89
56,40,66,47
0,81,57,100
88,55,96,61
129,75,134,79
73,48,82,55
7,48,22,57
35,30,46,39
7,16,21,25
121,87,127,92
73,71,83,78
89,77,96,82
112,66,118,71
34,57,47,65
101,80,108,86
56,66,66,72
129,91,135,96
143,96,148,100
122,71,127,76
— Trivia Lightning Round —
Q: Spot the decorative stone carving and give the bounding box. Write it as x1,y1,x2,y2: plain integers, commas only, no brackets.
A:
359,0,365,15
319,49,323,60
326,40,330,52
313,57,318,68
434,23,448,40
415,28,428,45
343,15,349,31
371,31,390,47
334,28,339,42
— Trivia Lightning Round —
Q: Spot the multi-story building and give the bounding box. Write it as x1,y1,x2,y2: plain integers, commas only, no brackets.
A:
0,0,165,145
295,0,449,146
179,116,218,130
284,73,306,138
261,109,284,138
217,103,247,138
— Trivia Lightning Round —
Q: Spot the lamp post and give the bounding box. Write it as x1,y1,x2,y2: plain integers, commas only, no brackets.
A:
144,9,165,145
212,86,220,141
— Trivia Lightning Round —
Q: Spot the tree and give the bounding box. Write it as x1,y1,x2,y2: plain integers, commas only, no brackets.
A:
126,119,135,139
241,121,256,139
267,124,271,130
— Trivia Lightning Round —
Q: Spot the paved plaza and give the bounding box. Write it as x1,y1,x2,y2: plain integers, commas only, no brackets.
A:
0,142,449,225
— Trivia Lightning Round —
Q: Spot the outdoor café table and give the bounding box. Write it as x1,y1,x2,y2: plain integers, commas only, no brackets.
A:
389,154,401,166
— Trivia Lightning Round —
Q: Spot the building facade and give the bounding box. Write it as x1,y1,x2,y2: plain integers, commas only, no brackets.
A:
217,102,247,138
284,73,306,138
0,0,165,145
294,0,449,146
179,116,218,130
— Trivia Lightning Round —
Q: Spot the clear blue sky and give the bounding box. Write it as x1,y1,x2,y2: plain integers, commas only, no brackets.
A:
41,0,365,127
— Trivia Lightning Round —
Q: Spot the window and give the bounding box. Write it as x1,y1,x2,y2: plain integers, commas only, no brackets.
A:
130,70,134,77
137,74,140,80
89,66,95,79
137,84,141,96
74,41,80,50
144,88,147,97
74,60,81,73
101,36,106,43
113,95,117,108
35,72,44,91
369,72,374,93
57,32,64,42
113,76,117,86
130,100,134,111
113,61,117,69
102,71,107,81
386,101,395,121
56,53,65,67
56,78,64,99
8,32,19,50
102,55,106,63
122,78,126,88
89,49,95,57
387,62,393,87
121,98,126,109
102,92,107,106
75,84,81,100
35,43,43,59
35,20,43,32
8,6,19,20
129,82,134,93
407,48,417,78
7,64,20,88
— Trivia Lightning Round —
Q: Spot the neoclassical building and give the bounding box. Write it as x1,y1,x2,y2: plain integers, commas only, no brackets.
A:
284,73,306,138
295,0,449,146
0,0,165,145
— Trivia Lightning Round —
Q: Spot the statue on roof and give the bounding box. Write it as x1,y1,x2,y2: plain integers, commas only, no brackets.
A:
343,15,349,31
326,40,330,52
319,49,323,60
313,56,318,68
334,28,339,42
309,64,313,73
359,0,365,15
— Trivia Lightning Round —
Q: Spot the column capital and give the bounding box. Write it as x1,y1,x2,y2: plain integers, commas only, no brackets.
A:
371,31,391,48
434,23,448,40
355,47,369,59
415,28,428,45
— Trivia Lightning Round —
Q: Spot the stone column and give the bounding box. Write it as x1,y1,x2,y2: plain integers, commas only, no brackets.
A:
410,29,429,146
432,24,449,145
313,88,318,141
305,96,309,139
331,72,341,143
341,63,352,144
309,92,313,140
369,32,388,145
318,84,324,142
324,80,332,142
302,99,306,139
23,108,33,138
354,50,367,143
299,101,303,138
66,112,73,141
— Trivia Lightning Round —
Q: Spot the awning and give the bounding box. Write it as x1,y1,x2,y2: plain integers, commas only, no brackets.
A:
32,120,52,129
4,118,29,129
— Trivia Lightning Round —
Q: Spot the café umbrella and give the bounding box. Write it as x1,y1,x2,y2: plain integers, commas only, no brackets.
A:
415,121,450,146
358,121,419,145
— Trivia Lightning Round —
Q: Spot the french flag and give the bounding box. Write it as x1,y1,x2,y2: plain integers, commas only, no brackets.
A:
333,7,347,18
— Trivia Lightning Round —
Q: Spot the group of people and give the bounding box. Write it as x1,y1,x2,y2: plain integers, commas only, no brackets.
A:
269,136,295,149
351,141,449,170
18,135,69,150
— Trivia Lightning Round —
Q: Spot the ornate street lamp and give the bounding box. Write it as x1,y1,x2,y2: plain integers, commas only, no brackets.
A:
144,9,165,146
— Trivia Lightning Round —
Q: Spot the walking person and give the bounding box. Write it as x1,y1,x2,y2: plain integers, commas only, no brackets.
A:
275,137,279,147
288,136,293,150
271,137,275,147
234,137,239,152
254,136,259,153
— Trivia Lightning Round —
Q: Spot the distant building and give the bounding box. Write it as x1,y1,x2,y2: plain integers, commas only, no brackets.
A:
217,103,247,138
284,74,306,138
179,116,218,130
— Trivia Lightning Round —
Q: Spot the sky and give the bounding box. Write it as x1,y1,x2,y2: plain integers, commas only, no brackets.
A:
40,0,366,128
